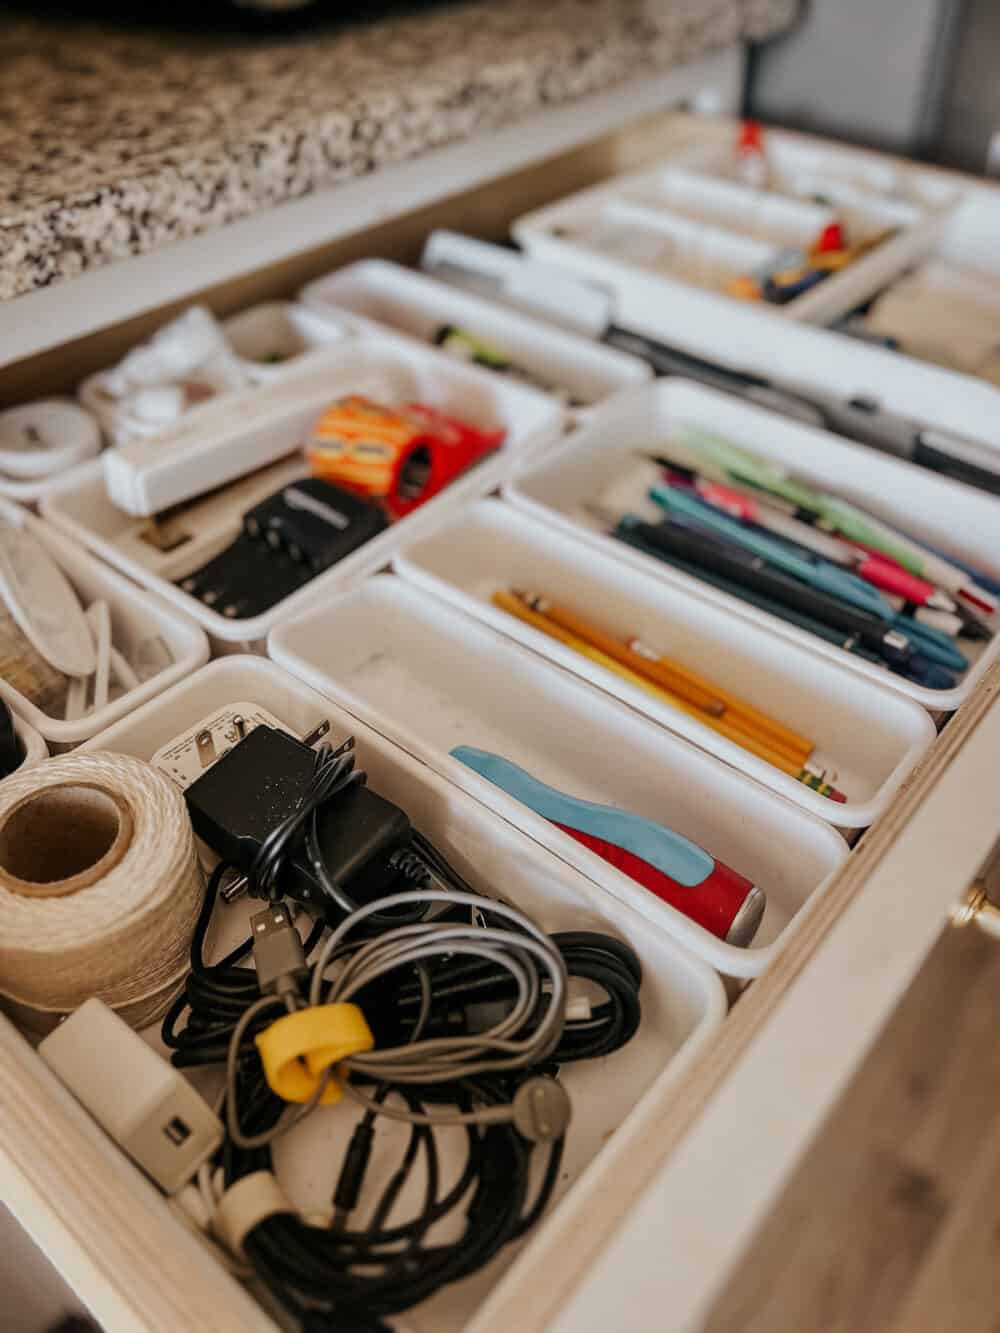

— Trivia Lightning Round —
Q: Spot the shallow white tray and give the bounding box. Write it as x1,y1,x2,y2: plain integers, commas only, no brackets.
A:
506,378,1000,713
393,498,935,829
80,654,726,1333
41,332,564,652
0,497,209,746
270,574,849,978
512,134,946,327
302,259,650,409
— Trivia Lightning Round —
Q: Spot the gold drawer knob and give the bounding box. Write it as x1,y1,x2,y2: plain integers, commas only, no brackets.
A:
951,881,1000,938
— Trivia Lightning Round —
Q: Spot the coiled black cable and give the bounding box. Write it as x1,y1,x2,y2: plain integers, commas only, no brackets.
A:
389,929,642,1063
224,1066,564,1328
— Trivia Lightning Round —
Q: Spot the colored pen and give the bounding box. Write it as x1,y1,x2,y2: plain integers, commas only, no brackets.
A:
679,475,959,613
649,483,899,620
628,512,913,661
665,425,998,614
608,516,957,690
588,500,914,661
910,539,1000,599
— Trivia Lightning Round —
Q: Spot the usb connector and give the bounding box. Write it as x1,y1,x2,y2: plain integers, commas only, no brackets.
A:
251,904,307,998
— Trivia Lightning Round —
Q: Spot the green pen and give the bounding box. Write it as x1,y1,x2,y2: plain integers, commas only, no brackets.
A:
675,424,995,609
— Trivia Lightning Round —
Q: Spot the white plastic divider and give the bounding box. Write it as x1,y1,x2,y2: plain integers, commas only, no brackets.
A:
269,575,849,978
506,378,1000,713
0,497,209,746
302,259,651,409
393,499,935,829
81,654,726,1333
41,331,564,653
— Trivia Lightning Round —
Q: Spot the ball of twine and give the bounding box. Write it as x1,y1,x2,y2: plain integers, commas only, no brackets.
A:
0,751,204,1034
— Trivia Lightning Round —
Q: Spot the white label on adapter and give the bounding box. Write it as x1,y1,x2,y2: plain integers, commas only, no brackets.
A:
151,703,291,790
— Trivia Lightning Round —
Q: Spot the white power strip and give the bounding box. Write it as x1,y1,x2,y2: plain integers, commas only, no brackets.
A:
151,703,290,790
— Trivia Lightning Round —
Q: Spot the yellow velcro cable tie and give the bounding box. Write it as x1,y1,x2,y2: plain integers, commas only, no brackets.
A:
255,1003,374,1105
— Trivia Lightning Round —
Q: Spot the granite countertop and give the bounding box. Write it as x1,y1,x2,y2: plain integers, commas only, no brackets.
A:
0,0,798,302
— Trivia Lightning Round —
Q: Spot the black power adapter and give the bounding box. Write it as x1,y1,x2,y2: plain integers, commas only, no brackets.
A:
184,724,411,915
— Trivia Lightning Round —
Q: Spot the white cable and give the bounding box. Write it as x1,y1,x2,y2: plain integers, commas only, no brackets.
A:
0,751,203,1033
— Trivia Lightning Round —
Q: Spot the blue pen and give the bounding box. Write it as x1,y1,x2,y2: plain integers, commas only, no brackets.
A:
893,615,969,673
649,484,896,619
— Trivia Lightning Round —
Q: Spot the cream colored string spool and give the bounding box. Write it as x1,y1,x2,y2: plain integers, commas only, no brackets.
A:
0,751,203,1035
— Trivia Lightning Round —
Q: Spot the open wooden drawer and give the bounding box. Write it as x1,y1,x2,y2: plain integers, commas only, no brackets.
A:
2,665,998,1333
3,96,1000,1332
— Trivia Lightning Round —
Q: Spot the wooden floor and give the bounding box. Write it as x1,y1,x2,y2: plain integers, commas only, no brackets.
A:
705,922,1000,1332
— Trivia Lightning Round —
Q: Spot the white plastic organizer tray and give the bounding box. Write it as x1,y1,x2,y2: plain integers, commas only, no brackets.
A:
393,498,935,829
302,260,650,408
512,126,948,328
80,654,726,1333
0,498,209,746
41,331,563,651
269,574,849,979
505,378,1000,713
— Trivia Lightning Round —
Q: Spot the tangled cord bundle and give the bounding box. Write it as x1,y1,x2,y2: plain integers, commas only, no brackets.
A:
222,886,581,1331
0,751,203,1031
160,759,643,1331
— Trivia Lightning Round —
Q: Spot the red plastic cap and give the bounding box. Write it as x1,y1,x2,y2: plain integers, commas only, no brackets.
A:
812,221,846,254
736,120,765,155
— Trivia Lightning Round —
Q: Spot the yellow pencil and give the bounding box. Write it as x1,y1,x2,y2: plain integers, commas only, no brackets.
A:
513,590,815,759
492,592,814,777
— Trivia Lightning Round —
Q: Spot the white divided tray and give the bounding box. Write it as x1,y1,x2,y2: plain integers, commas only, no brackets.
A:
77,655,725,1333
512,128,944,328
507,378,1000,713
393,498,934,829
0,498,208,746
270,575,849,978
41,332,564,652
302,259,650,408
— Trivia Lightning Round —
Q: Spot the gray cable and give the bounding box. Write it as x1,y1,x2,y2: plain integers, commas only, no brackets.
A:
226,887,568,1146
311,889,567,1083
